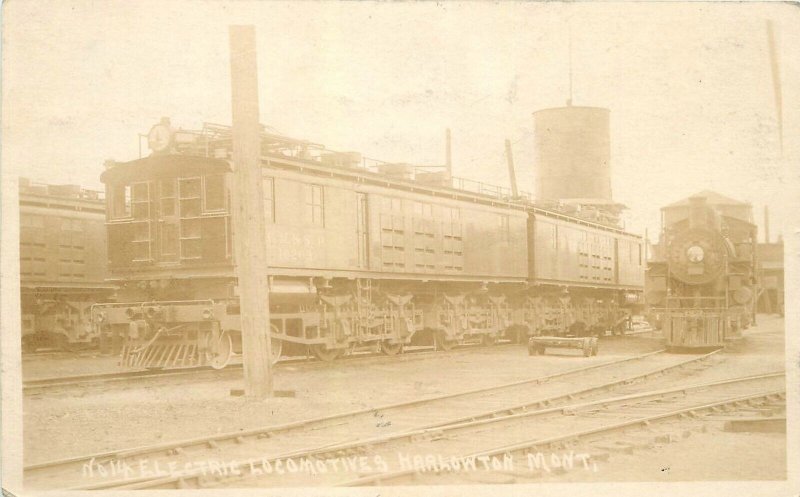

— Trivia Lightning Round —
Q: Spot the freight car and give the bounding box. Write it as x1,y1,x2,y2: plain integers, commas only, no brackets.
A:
645,191,757,351
92,120,643,368
19,178,115,352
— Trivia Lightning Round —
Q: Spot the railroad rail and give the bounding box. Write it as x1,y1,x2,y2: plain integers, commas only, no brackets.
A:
25,348,723,489
342,372,785,486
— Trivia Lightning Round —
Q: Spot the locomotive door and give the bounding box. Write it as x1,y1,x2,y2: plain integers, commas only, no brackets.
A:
356,193,369,268
157,178,179,262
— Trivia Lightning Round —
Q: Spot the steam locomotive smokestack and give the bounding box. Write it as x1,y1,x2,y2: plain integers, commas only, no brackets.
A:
764,205,770,244
688,195,708,229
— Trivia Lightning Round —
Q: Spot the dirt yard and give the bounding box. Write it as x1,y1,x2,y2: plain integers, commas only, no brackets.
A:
22,315,787,484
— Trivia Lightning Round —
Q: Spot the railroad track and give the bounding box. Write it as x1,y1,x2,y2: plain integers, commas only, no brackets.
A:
341,372,785,486
22,342,517,394
25,348,723,489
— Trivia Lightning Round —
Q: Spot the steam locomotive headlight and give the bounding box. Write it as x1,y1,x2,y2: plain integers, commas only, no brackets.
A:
202,308,214,320
686,245,705,263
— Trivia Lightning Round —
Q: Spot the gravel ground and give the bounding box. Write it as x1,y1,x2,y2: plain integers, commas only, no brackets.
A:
23,336,663,465
23,315,786,483
537,426,786,482
22,352,121,380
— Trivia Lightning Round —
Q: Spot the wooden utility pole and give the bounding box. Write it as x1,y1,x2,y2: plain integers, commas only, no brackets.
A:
445,128,452,178
505,139,519,198
229,25,273,398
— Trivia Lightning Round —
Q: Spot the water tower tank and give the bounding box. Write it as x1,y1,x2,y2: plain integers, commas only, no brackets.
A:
533,106,611,202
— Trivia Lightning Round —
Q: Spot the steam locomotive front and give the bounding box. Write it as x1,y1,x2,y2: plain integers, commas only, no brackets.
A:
648,193,757,350
665,196,734,289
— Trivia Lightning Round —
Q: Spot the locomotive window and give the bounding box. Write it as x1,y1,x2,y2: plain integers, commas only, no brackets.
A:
305,184,324,227
179,178,201,218
180,178,201,198
263,177,275,223
204,175,225,212
111,184,131,218
131,182,150,220
159,179,176,217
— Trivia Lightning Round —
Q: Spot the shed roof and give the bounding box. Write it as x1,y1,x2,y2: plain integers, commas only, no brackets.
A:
665,190,749,208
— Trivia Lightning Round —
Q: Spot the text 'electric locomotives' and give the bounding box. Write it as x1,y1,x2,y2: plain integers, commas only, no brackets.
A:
92,118,644,368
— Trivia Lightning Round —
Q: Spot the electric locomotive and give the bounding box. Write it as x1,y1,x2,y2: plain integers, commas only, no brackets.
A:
646,192,757,351
92,119,644,369
19,178,115,352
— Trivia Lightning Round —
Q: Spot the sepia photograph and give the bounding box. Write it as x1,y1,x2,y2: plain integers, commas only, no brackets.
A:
1,1,798,496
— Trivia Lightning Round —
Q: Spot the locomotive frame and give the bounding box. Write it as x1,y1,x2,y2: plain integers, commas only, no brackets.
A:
93,122,644,368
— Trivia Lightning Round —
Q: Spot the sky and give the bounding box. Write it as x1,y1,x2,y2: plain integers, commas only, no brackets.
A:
2,1,799,241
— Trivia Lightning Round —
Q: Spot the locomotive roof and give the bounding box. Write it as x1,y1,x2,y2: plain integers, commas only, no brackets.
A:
664,190,750,208
100,154,231,184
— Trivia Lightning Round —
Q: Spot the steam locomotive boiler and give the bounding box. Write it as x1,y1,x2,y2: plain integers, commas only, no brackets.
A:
646,192,757,351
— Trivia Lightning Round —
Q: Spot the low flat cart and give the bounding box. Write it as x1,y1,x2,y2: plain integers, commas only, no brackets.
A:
528,336,599,357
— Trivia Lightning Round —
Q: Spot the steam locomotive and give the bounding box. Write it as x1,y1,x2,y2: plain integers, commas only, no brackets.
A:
91,118,644,369
645,192,757,351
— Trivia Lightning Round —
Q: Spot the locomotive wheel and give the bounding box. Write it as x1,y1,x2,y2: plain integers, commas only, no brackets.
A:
210,331,233,370
434,331,456,351
311,344,341,362
380,341,404,356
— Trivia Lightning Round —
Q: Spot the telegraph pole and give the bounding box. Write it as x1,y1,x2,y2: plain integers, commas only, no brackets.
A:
505,139,519,198
229,25,273,398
